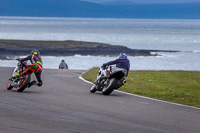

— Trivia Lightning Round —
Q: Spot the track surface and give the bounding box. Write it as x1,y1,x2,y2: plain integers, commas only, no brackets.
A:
0,67,200,133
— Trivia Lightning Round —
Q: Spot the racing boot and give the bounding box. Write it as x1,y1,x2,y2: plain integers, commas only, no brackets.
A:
27,80,37,88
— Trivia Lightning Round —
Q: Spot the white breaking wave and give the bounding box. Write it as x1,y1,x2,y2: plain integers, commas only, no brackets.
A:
0,52,200,71
193,50,200,53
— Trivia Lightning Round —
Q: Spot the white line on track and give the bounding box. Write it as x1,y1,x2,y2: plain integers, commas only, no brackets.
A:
79,73,200,110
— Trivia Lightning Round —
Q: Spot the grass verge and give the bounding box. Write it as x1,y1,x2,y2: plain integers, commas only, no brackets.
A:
82,68,200,108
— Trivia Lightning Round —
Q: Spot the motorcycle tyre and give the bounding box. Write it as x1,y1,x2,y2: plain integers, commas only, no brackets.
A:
102,78,118,95
17,75,31,92
7,83,13,90
90,84,97,93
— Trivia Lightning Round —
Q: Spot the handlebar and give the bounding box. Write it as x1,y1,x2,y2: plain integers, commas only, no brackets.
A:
101,65,109,70
16,58,21,61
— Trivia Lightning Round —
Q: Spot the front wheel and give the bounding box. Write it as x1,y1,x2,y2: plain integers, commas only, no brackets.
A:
102,78,118,95
90,84,97,93
17,75,31,92
7,83,13,90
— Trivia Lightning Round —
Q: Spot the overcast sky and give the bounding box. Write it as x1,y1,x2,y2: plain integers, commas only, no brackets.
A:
81,0,200,4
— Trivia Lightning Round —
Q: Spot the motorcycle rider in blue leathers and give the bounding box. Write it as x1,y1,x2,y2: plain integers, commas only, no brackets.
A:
102,53,130,76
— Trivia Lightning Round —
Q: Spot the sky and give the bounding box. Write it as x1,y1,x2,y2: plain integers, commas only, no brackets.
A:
81,0,200,4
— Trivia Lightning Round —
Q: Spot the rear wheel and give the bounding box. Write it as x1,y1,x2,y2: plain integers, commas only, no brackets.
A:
17,75,31,92
90,84,97,93
102,78,118,95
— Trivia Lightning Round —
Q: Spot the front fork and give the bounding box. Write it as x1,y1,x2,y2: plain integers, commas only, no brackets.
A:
9,75,25,88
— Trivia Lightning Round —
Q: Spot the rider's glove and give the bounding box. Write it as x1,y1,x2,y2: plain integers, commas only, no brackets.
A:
101,64,107,69
16,58,21,61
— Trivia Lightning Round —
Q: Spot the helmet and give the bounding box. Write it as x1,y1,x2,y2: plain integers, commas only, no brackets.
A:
119,53,127,59
31,49,40,56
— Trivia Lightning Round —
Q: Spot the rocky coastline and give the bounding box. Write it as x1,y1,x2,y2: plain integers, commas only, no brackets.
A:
0,39,178,59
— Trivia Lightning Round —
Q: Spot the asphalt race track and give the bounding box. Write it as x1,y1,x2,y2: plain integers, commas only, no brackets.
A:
0,67,200,133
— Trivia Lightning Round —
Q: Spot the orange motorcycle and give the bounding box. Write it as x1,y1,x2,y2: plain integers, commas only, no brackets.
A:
7,60,37,92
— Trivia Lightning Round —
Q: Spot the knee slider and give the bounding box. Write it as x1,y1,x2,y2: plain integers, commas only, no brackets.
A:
37,81,43,87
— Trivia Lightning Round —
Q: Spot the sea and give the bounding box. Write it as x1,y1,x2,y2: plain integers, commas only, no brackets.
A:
0,16,200,71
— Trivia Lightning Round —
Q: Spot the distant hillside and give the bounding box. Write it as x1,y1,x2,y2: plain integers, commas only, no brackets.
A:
0,39,177,59
0,0,200,19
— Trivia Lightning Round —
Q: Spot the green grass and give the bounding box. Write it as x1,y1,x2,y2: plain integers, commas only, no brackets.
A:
82,68,200,108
